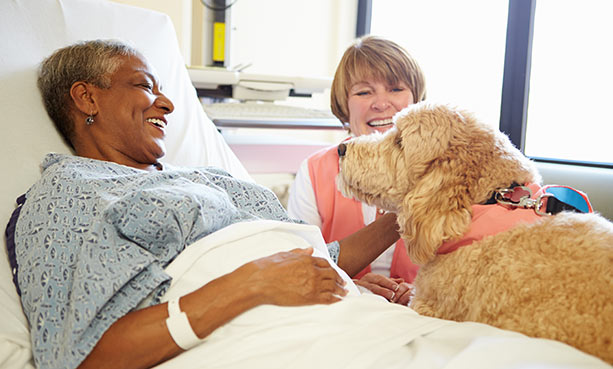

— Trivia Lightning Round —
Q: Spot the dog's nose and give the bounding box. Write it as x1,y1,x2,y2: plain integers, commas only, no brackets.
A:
338,143,347,157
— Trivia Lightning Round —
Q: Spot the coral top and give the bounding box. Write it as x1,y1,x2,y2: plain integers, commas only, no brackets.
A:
438,183,592,254
307,145,419,282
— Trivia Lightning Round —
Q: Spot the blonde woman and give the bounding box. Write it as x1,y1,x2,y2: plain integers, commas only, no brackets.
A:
288,36,426,304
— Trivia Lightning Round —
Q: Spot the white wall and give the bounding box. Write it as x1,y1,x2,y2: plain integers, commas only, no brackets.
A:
110,0,358,95
228,1,356,78
108,0,358,203
110,0,193,62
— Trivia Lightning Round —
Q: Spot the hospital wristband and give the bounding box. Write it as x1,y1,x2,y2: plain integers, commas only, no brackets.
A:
165,297,204,350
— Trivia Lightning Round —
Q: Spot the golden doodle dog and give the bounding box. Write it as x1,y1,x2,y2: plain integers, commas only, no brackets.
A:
336,101,613,364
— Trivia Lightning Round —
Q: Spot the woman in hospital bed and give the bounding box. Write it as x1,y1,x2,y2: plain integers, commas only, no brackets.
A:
10,40,609,369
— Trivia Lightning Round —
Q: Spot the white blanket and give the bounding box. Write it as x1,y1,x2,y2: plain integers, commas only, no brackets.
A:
154,221,608,369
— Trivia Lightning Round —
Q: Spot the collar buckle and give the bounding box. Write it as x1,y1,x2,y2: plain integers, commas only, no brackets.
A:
495,186,552,216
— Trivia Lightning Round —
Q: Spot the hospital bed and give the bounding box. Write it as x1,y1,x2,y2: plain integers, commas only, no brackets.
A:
0,1,609,368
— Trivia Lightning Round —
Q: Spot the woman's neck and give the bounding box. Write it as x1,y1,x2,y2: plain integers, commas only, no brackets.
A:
74,146,162,171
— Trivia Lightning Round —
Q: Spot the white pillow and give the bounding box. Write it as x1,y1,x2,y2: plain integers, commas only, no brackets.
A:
0,0,249,367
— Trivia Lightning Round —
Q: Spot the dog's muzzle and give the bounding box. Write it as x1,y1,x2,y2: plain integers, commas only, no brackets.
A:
337,143,347,157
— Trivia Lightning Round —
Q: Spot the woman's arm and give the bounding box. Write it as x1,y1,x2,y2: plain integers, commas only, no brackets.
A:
78,248,347,369
335,212,400,277
336,213,411,304
288,158,401,277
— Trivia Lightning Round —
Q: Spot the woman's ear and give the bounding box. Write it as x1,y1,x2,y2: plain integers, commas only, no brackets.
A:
397,168,473,265
69,81,97,116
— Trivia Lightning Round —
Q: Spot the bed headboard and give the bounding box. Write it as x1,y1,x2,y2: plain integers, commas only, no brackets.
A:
0,1,249,366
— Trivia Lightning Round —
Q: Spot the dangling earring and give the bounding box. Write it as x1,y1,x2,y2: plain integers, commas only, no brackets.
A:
85,115,94,125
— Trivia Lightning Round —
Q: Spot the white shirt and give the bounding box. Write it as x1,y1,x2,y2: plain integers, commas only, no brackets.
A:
288,159,394,276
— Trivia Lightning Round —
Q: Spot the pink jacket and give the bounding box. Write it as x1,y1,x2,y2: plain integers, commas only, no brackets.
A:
307,145,419,282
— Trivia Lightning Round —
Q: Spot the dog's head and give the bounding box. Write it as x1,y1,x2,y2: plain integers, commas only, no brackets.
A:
337,102,540,264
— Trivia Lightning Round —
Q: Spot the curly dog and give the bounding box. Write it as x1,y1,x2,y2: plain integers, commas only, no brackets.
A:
336,101,613,364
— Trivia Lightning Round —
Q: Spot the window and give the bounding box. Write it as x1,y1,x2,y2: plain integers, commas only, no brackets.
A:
369,0,509,127
367,0,613,166
525,0,613,165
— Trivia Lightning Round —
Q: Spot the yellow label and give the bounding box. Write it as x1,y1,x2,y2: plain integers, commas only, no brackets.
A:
213,22,225,62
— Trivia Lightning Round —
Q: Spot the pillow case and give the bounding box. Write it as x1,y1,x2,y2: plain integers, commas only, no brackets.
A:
0,1,250,367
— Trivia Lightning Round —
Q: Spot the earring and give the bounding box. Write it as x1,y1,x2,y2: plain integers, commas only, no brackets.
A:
85,115,94,125
342,122,352,134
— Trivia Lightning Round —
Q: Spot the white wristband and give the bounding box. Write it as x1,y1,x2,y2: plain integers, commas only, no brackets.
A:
165,297,203,350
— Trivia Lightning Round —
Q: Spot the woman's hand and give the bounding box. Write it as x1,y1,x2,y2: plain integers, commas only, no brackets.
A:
79,247,347,369
244,247,348,306
353,273,412,305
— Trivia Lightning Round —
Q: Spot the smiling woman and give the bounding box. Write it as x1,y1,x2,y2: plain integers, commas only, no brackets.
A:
71,55,174,170
288,36,427,301
22,39,351,369
38,40,175,171
346,80,414,136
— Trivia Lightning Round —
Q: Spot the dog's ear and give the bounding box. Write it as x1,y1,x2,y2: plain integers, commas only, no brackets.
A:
394,105,453,172
393,103,475,265
397,168,473,265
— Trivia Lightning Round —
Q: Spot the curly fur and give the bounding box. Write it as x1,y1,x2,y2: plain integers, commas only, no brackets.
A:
337,102,613,364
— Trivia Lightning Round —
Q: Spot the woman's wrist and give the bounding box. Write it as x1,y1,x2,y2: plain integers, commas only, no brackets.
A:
178,266,265,341
166,297,204,350
336,212,400,276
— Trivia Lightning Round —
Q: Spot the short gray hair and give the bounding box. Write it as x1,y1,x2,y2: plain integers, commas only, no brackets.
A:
37,39,140,148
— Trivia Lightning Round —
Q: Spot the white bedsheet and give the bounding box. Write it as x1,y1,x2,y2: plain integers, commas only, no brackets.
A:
154,220,609,369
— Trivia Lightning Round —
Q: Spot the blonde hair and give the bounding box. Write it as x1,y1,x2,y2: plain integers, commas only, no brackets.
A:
330,36,426,126
37,39,140,148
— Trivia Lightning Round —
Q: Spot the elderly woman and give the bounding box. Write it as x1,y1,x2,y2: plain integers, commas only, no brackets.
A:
13,40,349,369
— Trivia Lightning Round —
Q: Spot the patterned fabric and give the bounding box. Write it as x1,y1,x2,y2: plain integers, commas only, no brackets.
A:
326,240,340,263
5,194,25,295
14,153,297,369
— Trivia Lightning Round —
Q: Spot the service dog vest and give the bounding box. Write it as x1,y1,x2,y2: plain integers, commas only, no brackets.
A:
439,183,593,254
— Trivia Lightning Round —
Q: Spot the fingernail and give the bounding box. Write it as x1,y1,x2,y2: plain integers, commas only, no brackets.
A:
390,292,395,301
394,284,400,292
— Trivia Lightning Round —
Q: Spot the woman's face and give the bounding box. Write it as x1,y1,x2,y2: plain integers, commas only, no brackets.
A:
346,79,414,137
85,54,174,169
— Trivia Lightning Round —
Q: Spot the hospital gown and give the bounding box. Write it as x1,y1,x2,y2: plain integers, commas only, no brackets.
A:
14,153,298,369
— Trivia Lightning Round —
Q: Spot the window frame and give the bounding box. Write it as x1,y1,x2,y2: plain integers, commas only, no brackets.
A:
359,0,613,169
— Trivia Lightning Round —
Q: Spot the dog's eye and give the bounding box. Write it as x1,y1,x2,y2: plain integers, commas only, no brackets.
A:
395,136,403,148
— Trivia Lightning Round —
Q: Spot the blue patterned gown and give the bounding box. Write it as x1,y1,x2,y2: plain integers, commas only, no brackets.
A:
14,153,299,369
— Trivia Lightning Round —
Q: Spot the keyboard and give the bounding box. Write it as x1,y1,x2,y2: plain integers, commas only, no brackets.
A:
202,102,343,130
